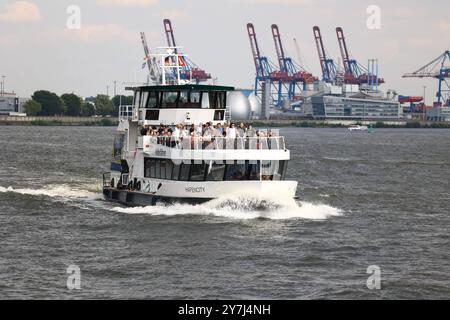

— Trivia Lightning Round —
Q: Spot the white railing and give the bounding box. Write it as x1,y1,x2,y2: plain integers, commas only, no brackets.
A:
119,105,134,121
139,136,286,151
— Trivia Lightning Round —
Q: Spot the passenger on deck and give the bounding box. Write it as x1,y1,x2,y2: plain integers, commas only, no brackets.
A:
227,123,238,139
173,124,181,139
196,123,203,136
203,122,213,137
246,125,256,138
215,123,223,137
238,123,247,137
140,125,149,136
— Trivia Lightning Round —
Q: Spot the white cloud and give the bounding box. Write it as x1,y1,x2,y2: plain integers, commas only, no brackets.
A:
96,0,158,7
0,1,41,22
437,20,450,33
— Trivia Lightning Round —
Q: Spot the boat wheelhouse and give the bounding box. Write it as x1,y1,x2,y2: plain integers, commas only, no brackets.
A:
102,47,297,206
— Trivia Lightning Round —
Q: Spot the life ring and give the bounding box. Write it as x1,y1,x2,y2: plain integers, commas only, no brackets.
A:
136,181,142,191
110,178,115,188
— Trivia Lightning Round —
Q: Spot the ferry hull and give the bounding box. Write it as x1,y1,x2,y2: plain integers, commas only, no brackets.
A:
103,180,298,207
103,187,213,206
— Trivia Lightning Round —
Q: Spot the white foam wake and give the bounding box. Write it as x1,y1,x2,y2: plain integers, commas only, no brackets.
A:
0,184,102,200
112,194,342,221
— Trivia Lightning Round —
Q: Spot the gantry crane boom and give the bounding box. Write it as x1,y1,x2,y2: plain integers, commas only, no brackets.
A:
336,27,351,75
403,50,450,104
271,24,287,73
163,19,177,52
140,32,159,83
247,23,272,79
313,26,336,82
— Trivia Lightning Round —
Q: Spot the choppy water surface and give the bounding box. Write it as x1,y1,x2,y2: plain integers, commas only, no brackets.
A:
0,126,449,299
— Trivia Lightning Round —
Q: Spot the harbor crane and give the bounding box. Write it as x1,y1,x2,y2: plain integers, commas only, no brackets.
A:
247,23,285,106
335,27,384,86
270,24,316,101
162,19,211,83
140,32,160,84
403,50,450,106
313,26,338,83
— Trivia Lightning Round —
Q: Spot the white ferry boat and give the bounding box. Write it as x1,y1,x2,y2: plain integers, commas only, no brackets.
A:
102,47,297,206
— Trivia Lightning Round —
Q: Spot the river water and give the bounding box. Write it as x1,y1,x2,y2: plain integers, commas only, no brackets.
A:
0,126,449,299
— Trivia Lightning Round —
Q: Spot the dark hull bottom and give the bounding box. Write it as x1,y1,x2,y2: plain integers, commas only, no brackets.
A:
103,188,213,206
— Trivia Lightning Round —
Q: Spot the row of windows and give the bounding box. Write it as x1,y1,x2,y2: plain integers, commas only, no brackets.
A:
143,159,287,181
134,91,226,110
143,109,225,121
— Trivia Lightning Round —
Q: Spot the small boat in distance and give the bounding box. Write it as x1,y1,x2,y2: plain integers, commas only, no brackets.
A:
348,125,369,132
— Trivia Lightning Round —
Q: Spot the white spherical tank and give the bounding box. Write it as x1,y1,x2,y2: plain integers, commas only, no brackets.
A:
248,93,262,117
227,91,251,120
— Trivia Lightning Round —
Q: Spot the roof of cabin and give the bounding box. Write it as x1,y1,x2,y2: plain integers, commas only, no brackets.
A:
125,84,235,92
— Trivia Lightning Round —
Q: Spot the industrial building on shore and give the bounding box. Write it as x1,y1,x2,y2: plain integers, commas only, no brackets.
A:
0,92,29,116
307,84,402,120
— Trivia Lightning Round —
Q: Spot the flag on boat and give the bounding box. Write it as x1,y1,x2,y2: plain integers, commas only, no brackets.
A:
178,56,187,68
142,55,150,69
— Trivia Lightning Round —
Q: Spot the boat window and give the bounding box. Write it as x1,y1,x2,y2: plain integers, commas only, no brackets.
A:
283,161,288,179
214,110,224,121
144,159,269,182
172,163,180,180
208,92,216,109
145,110,159,120
191,92,201,105
190,163,206,181
179,91,189,107
144,158,150,178
144,158,156,178
161,91,179,108
113,134,125,158
134,91,141,108
225,162,247,181
272,160,283,181
201,92,210,108
165,160,174,180
144,158,176,180
140,91,149,108
160,159,167,180
208,91,226,109
179,163,190,181
205,162,226,181
260,160,286,181
216,92,226,109
248,161,260,181
147,91,160,108
155,159,161,179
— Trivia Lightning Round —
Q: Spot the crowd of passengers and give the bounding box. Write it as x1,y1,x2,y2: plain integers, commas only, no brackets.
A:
140,122,277,141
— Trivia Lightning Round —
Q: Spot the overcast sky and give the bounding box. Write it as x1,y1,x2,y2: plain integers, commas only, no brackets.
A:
0,0,449,104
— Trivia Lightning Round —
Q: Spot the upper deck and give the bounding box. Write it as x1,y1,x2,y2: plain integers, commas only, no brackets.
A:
124,84,235,125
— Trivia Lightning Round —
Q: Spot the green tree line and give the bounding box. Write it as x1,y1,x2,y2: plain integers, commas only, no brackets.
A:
23,90,134,117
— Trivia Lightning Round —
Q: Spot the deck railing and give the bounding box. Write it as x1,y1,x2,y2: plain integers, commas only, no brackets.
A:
139,136,286,151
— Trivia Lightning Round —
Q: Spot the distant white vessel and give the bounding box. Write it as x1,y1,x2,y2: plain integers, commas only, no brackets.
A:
348,125,368,132
102,47,297,206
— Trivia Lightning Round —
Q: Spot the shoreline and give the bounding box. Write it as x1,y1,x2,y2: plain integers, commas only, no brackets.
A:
0,116,450,128
0,116,118,127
